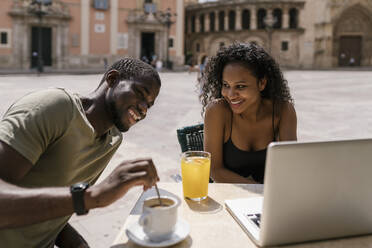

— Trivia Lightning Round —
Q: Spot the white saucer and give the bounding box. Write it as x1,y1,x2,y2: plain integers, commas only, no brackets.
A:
126,218,190,247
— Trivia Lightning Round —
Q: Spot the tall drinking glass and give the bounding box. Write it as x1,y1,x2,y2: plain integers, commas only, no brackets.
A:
181,151,211,201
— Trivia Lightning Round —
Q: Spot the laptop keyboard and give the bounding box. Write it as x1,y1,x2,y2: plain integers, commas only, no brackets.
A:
247,213,261,228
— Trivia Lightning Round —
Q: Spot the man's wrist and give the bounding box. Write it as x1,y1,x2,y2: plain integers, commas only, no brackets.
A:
70,182,89,215
84,187,97,210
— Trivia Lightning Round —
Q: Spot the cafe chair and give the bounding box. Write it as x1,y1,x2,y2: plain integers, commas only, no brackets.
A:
176,123,204,152
176,123,214,183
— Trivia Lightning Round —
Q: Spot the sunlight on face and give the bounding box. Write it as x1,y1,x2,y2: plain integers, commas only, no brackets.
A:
221,63,263,114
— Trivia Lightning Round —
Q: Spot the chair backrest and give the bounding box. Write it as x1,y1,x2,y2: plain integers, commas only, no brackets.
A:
176,123,204,152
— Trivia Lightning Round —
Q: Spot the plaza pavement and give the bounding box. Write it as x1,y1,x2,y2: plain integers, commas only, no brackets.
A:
0,70,372,247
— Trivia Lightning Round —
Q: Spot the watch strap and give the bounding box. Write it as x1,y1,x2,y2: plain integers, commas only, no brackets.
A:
70,182,89,215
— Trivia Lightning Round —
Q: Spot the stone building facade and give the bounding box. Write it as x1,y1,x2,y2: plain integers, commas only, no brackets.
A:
307,0,372,68
185,0,372,69
0,0,184,70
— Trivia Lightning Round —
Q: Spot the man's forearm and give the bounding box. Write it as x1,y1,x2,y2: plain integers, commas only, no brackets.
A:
0,179,74,229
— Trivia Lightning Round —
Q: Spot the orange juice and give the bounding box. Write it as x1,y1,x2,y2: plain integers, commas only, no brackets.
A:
181,152,211,200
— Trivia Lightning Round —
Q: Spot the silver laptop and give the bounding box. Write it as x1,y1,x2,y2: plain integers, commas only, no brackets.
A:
225,138,372,247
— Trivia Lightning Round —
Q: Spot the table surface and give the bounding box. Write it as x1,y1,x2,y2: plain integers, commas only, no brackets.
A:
111,183,372,248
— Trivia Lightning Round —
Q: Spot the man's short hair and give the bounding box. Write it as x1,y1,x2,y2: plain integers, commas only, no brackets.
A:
99,57,161,87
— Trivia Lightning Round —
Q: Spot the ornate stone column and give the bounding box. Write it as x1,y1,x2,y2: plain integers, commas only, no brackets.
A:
56,24,68,69
13,21,27,69
267,8,273,20
110,0,118,54
62,24,69,68
236,7,242,30
175,0,184,65
283,7,289,29
215,10,219,31
251,7,257,30
56,25,62,69
196,14,200,33
205,12,210,32
224,9,228,31
81,0,89,56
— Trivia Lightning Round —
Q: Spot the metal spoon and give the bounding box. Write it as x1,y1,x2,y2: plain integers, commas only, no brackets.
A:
154,184,163,206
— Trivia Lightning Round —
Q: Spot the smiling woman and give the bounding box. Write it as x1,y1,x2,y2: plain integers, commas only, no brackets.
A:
200,42,297,184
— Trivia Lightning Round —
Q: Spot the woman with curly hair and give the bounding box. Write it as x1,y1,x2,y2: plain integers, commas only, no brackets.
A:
201,42,297,184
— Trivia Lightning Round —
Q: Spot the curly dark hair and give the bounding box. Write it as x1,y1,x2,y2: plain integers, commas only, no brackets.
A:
200,42,293,115
98,57,161,88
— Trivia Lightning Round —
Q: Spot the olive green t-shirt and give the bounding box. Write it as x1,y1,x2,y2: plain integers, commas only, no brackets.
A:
0,88,122,248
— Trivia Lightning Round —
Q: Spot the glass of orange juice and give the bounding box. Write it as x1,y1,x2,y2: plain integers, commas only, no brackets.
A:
181,151,211,201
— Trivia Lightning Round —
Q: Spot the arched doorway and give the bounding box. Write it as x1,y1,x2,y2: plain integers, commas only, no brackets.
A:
9,0,70,70
127,13,168,64
338,36,361,66
333,5,372,67
31,27,52,68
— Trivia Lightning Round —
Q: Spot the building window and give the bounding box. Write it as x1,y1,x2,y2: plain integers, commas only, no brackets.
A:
196,43,200,52
117,33,128,49
242,9,250,30
0,29,11,48
169,38,174,48
281,41,289,51
257,9,267,29
95,12,105,20
191,15,196,33
273,8,282,29
71,34,79,47
228,10,235,31
1,32,8,45
93,0,108,10
219,42,225,47
144,3,156,14
145,0,152,3
289,8,298,29
200,14,205,33
209,12,215,32
218,11,225,31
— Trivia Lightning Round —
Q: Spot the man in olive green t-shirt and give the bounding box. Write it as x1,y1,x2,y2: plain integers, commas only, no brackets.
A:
0,58,161,248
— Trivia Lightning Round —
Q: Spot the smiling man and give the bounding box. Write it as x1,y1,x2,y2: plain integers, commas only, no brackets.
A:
0,58,161,248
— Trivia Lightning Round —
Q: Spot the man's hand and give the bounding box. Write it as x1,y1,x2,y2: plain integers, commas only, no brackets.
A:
85,158,159,209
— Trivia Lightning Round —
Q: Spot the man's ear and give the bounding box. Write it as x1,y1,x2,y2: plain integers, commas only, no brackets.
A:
258,78,267,92
105,70,120,88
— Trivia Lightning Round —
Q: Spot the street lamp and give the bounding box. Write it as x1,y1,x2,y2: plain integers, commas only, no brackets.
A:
160,8,177,70
28,0,52,73
264,12,277,54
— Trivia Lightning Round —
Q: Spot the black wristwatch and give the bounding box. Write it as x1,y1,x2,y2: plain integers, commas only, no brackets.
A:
70,182,90,215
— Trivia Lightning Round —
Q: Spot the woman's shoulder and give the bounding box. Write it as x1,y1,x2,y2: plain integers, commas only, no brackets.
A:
278,100,295,113
204,99,230,135
205,98,230,117
275,100,296,122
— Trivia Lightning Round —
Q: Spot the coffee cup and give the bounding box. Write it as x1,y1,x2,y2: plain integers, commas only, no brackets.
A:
139,196,180,242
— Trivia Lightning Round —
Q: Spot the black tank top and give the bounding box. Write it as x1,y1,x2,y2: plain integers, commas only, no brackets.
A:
223,103,276,183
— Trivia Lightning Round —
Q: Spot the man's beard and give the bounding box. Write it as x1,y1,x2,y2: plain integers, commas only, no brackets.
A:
109,99,128,132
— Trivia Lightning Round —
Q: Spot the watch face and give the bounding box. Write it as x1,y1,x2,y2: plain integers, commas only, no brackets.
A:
72,182,88,192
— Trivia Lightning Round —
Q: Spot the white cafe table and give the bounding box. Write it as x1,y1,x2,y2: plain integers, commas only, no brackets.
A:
111,183,372,248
